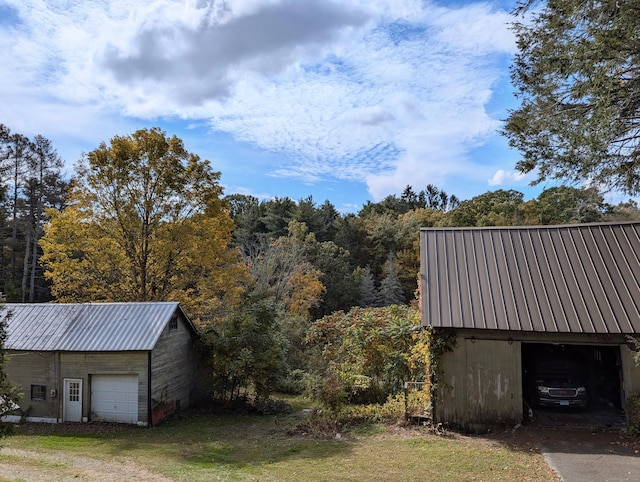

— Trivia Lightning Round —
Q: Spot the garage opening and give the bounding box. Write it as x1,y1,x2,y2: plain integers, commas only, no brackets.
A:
521,343,623,426
91,374,139,424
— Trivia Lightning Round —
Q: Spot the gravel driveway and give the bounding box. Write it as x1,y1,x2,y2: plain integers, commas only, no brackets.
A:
0,447,170,481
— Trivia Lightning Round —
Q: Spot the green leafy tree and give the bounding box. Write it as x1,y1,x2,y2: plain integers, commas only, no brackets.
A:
260,197,296,238
447,190,526,226
307,240,357,318
524,186,607,225
39,128,247,324
204,298,286,401
504,0,640,194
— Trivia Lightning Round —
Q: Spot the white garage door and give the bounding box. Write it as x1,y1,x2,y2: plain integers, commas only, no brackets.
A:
91,375,138,423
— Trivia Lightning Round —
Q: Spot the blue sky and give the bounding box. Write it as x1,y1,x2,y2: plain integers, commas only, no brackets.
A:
1,0,553,213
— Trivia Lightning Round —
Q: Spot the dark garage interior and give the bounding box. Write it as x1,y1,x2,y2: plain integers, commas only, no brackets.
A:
521,343,624,426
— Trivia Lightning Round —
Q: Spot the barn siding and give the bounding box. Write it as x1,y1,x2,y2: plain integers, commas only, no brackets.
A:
60,352,148,424
150,312,197,415
434,329,637,431
435,334,521,432
6,351,59,421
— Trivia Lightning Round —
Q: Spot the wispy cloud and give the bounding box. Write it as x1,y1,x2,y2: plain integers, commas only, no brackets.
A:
1,0,520,201
488,169,528,186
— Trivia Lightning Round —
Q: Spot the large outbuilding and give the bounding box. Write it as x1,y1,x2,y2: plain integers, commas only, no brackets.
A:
420,222,640,432
2,302,201,426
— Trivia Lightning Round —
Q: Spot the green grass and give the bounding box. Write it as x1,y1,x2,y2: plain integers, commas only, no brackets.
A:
0,396,557,481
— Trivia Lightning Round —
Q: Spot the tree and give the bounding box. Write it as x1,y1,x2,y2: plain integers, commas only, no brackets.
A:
39,128,246,323
524,186,606,225
504,0,640,194
356,265,379,308
241,221,325,319
447,189,526,226
379,252,404,306
203,298,286,401
308,240,357,318
4,132,32,293
22,135,64,302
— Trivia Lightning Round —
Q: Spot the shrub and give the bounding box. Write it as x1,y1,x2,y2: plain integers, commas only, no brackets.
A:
626,391,640,436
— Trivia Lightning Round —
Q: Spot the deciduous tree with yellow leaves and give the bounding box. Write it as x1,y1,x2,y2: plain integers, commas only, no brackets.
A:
39,128,247,324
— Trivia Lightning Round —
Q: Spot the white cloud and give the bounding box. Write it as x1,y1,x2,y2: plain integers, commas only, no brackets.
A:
1,0,518,201
488,169,527,186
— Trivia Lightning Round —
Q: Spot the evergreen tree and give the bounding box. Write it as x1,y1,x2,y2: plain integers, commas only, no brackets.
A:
504,0,640,194
357,265,380,308
379,252,404,306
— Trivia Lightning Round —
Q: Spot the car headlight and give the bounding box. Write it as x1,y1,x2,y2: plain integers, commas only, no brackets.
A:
577,387,586,394
537,386,550,394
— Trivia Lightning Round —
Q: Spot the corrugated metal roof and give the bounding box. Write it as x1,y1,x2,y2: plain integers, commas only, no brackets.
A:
2,302,194,351
420,222,640,334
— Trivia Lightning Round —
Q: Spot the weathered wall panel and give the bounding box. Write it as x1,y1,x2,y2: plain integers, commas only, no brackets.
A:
151,313,197,412
621,345,640,406
435,335,521,431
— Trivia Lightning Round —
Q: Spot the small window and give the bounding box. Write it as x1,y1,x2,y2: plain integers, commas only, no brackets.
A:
31,384,46,401
169,316,178,332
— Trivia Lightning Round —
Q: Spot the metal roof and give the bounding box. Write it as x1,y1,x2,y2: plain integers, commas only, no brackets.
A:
2,302,195,351
420,222,640,334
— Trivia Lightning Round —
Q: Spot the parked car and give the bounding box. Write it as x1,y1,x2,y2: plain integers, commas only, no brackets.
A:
532,360,588,408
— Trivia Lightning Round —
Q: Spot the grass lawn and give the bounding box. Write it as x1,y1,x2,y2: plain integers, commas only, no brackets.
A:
0,396,558,481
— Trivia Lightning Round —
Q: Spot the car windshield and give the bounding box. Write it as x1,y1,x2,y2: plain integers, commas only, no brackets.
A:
538,377,584,388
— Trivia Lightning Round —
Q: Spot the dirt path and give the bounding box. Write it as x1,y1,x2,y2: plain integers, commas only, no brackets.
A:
0,447,171,481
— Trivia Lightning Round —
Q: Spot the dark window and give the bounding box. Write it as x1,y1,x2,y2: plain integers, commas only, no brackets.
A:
31,384,46,401
169,316,178,332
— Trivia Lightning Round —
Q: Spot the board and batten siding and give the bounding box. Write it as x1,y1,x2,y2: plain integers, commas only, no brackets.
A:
434,331,522,432
60,352,148,424
150,313,197,412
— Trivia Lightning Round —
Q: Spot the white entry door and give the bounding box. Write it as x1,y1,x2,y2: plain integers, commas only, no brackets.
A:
64,378,83,422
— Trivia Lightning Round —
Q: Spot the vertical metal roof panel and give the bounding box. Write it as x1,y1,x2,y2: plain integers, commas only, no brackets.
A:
3,302,192,351
420,222,640,334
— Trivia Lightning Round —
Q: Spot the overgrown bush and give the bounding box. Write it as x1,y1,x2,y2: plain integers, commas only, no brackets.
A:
306,305,430,408
273,369,307,395
626,391,640,436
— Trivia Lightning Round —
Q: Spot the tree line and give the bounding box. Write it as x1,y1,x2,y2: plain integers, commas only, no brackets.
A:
2,123,640,311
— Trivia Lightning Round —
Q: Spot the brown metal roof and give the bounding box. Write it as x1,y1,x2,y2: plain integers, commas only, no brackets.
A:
420,222,640,333
2,302,196,351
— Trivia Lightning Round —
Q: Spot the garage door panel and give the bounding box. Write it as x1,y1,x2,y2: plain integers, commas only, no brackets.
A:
92,375,138,423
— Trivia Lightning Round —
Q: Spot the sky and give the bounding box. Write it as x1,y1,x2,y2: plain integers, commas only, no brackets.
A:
1,0,552,213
